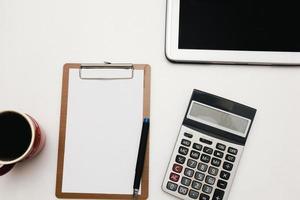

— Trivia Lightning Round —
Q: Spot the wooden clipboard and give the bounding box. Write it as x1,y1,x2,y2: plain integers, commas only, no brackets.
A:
56,63,150,199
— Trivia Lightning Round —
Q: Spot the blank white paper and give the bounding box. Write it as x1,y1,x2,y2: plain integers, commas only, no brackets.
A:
62,69,144,194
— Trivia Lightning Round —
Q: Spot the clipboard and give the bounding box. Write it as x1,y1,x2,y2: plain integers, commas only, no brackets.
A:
56,63,150,199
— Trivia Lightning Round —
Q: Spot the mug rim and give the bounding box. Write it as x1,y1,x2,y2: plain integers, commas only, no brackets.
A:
0,110,36,165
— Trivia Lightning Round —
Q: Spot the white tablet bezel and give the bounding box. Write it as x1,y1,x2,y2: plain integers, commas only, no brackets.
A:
165,0,300,65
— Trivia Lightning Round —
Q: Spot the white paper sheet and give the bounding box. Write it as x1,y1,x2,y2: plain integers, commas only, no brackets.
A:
62,69,144,194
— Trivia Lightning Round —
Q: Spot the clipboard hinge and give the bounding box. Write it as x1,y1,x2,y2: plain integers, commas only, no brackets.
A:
79,62,134,80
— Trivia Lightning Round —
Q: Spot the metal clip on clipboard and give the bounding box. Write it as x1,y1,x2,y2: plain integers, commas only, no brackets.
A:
79,62,134,80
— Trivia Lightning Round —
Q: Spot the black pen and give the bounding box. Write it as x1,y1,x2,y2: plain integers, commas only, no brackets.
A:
133,118,150,200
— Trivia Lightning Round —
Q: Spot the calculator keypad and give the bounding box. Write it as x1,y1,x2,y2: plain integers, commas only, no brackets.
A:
211,158,221,167
179,146,189,155
214,150,224,158
223,162,233,171
213,189,225,200
184,132,193,138
200,193,210,200
220,171,230,180
192,180,202,190
200,154,211,163
225,154,235,162
173,163,183,173
195,172,205,181
216,143,226,151
192,143,202,151
187,159,197,168
217,179,227,189
181,177,192,186
208,166,219,176
189,190,199,199
190,150,200,159
198,163,208,172
182,139,192,147
205,175,216,185
228,147,238,155
170,172,180,182
175,155,186,164
184,168,195,177
179,186,188,195
163,128,242,200
167,181,178,191
202,184,213,194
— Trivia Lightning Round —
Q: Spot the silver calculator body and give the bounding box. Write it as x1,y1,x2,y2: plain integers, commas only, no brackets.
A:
162,90,256,200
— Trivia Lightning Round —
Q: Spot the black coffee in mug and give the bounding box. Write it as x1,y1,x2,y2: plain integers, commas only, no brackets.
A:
0,111,32,161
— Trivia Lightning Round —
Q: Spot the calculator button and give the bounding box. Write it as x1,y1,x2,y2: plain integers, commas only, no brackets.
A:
212,189,225,200
187,159,198,168
220,170,230,180
225,154,235,162
175,155,186,164
188,189,199,199
198,163,208,172
184,132,193,138
202,184,213,194
228,147,238,155
217,180,227,189
166,181,178,191
214,150,224,158
184,168,195,177
216,143,226,151
195,172,205,181
178,185,188,195
190,150,200,159
179,146,189,155
205,175,216,185
181,177,192,186
208,166,219,176
223,162,233,171
200,193,210,200
192,180,202,190
172,163,183,173
169,172,180,182
203,147,213,155
181,139,191,147
193,143,202,151
200,154,211,163
200,138,213,145
211,158,221,167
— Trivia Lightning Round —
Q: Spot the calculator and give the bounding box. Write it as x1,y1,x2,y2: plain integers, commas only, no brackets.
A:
162,89,256,200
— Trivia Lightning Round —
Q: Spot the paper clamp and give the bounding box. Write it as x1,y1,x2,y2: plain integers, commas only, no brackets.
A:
79,62,134,80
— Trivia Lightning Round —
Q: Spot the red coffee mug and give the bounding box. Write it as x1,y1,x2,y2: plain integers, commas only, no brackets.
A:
0,111,46,176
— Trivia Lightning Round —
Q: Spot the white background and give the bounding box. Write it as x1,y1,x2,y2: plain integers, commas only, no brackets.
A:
0,0,300,200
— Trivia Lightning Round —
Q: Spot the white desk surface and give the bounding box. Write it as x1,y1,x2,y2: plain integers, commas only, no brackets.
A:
0,0,300,200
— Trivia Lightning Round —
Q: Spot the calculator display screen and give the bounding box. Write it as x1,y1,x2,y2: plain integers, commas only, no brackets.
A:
188,101,250,136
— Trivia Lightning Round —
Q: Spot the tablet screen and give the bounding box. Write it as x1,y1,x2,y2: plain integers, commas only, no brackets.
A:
179,0,300,52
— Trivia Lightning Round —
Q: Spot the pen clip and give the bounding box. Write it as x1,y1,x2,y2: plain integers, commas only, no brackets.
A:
79,62,134,80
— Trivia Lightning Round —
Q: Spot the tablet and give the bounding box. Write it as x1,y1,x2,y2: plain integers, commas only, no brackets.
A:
166,0,300,65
